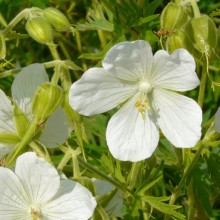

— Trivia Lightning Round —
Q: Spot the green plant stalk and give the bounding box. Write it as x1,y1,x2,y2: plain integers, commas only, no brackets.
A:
2,8,30,36
164,142,204,220
187,180,195,219
51,62,61,85
72,150,81,179
6,119,38,167
30,141,52,164
57,149,72,171
48,44,60,60
127,161,141,190
141,200,150,220
198,58,208,108
78,156,130,194
96,205,110,220
190,0,201,18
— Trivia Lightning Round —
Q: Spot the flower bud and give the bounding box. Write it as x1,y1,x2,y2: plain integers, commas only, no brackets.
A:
32,83,63,120
161,3,189,31
25,17,53,44
43,7,71,32
186,15,217,54
166,30,187,53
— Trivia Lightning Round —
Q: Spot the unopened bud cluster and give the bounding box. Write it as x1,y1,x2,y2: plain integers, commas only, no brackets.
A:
25,7,71,45
159,1,218,57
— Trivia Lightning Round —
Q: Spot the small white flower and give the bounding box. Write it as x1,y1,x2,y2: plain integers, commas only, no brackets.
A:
214,107,220,132
0,152,97,220
0,64,69,159
69,40,202,162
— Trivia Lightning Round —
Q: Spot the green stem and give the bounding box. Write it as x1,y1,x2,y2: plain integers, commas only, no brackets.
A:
30,141,52,164
2,8,30,36
96,205,110,220
57,149,72,171
164,142,204,220
78,156,130,194
72,151,81,178
187,180,195,219
48,44,60,60
127,161,141,190
190,0,201,18
141,200,150,220
51,61,61,85
6,119,38,167
198,58,208,108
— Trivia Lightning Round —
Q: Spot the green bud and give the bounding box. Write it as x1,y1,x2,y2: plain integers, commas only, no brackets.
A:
0,32,6,59
166,30,187,53
186,15,217,54
0,132,20,144
161,3,189,31
25,17,53,44
32,83,63,120
13,105,29,137
43,7,71,32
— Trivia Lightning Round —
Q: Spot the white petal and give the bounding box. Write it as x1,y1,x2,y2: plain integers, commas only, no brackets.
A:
43,180,96,220
0,89,15,133
106,96,159,162
151,49,200,91
102,40,153,81
69,67,137,116
15,152,60,205
0,143,13,159
0,167,28,219
12,64,49,117
152,88,202,148
39,108,69,148
214,107,220,132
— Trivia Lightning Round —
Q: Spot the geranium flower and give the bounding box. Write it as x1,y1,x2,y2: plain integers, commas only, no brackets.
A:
0,64,69,159
0,152,97,219
69,40,202,162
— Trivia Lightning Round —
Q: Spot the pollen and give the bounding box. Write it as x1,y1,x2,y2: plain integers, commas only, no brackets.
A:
30,207,41,220
135,97,150,119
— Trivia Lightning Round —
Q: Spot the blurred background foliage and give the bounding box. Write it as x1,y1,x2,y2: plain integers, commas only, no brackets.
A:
0,0,220,219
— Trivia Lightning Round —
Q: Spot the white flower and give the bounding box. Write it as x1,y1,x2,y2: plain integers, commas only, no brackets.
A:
214,107,220,132
0,64,69,159
69,40,202,162
0,152,96,220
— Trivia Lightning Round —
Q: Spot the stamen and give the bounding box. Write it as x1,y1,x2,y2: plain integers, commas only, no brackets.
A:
135,97,150,119
30,207,41,220
135,80,152,119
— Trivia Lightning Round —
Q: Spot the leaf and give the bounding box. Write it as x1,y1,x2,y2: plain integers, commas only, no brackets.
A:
191,162,213,217
137,175,163,196
207,151,220,188
134,14,160,26
76,4,114,32
142,196,185,219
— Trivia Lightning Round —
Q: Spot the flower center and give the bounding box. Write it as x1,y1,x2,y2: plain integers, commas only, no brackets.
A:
30,206,41,220
135,81,152,119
